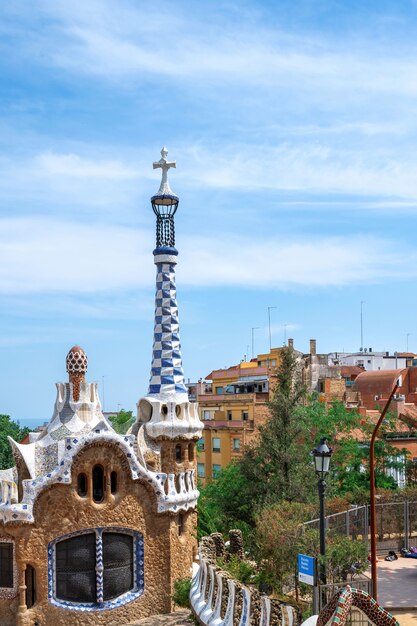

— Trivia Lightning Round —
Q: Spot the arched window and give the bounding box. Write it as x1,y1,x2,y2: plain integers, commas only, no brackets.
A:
77,473,87,497
49,529,144,610
25,565,36,608
110,471,117,494
92,465,104,503
188,443,194,462
175,445,182,462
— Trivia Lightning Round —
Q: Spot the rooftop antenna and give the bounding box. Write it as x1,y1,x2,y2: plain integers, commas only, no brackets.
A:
268,306,277,351
360,300,365,352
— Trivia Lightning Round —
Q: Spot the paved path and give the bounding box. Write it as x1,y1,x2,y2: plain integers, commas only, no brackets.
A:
390,610,417,626
378,557,417,609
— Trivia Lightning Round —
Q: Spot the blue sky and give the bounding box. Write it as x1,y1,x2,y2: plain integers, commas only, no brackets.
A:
2,0,417,427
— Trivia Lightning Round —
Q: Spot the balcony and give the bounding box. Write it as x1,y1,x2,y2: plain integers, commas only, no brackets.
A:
198,392,268,403
204,420,245,430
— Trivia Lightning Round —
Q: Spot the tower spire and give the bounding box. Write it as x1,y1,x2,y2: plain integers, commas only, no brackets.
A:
148,148,187,398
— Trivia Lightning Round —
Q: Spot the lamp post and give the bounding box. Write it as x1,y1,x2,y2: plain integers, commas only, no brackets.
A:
312,438,333,599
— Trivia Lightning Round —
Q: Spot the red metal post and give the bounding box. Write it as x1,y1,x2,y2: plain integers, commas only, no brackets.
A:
369,379,400,602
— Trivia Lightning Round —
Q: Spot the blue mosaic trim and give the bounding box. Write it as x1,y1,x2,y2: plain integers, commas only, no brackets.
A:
148,261,187,396
153,246,178,256
48,526,145,612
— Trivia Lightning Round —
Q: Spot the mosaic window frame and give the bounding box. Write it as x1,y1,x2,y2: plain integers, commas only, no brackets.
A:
0,537,18,599
48,527,144,612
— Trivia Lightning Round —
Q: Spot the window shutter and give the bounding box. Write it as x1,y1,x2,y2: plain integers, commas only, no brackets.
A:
102,532,133,601
55,533,96,603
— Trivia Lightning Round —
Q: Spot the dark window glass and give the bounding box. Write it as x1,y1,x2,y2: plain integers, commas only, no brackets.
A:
0,543,13,588
77,473,87,497
102,533,133,601
110,471,117,494
175,445,182,462
92,465,104,503
55,533,96,603
178,514,184,536
25,565,36,608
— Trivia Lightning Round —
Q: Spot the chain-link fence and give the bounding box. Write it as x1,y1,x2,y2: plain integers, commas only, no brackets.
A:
302,501,417,554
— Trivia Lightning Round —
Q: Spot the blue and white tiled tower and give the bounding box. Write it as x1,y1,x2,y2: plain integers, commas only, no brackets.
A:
137,148,203,441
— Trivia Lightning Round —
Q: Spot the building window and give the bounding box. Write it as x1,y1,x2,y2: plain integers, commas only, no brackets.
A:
175,445,182,462
197,437,205,451
212,437,220,453
242,410,249,421
216,387,224,395
203,410,211,420
25,565,36,608
77,473,87,497
49,528,144,611
233,438,241,451
92,465,104,503
110,471,117,494
197,463,205,478
212,464,221,478
227,411,232,421
178,514,185,536
0,543,13,588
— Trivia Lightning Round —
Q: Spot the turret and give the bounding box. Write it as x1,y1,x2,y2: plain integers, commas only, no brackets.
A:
136,148,203,475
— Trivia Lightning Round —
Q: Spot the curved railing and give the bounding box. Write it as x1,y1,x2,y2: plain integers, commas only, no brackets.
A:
190,557,297,626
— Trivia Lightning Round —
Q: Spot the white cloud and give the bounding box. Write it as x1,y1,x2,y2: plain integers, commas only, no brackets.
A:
20,0,417,103
35,152,138,179
0,218,413,295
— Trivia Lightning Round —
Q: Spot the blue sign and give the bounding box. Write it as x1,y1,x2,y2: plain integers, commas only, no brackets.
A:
298,554,316,586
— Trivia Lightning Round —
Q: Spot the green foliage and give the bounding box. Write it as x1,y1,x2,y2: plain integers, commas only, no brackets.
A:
109,409,134,434
255,501,318,593
198,462,254,531
172,577,191,608
217,556,256,584
239,349,315,511
320,536,368,584
0,415,30,470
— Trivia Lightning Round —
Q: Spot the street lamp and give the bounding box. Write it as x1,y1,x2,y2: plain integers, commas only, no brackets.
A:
312,438,333,591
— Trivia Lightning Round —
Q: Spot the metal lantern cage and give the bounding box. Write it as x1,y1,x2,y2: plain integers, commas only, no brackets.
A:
312,438,333,479
151,194,179,248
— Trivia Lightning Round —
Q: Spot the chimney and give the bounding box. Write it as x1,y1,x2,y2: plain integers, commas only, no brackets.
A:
288,338,294,349
310,339,317,355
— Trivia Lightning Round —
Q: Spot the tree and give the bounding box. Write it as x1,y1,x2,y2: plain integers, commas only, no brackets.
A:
0,415,30,470
239,348,315,510
198,462,254,535
109,409,134,434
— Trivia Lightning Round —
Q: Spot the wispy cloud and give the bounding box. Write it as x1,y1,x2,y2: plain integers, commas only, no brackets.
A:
15,0,417,104
0,218,413,295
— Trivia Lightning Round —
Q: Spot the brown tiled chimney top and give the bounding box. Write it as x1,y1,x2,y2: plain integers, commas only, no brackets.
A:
66,346,88,401
310,339,317,355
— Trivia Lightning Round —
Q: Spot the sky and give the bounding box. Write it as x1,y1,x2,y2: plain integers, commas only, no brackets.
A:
2,0,417,427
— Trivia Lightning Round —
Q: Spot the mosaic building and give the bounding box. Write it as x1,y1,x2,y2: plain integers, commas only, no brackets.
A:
0,149,203,626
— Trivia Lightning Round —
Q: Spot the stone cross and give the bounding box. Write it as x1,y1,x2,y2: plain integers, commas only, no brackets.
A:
153,147,176,195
